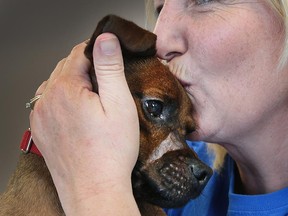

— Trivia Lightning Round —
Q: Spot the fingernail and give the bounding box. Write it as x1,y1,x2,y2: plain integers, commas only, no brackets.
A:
100,37,117,55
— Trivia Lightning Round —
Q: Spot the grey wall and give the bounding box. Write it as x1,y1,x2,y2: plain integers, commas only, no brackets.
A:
0,0,145,192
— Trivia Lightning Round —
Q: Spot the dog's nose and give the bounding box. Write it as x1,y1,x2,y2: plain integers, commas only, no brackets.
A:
190,161,212,188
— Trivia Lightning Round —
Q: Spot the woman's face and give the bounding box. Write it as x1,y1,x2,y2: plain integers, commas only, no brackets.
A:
153,0,287,143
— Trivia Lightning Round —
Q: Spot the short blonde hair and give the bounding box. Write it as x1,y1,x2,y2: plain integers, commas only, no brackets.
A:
144,0,288,68
267,0,288,68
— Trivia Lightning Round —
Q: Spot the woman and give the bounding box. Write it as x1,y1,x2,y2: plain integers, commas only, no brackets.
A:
29,0,288,215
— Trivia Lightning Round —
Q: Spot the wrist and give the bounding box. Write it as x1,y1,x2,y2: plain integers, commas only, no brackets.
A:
60,178,140,216
70,190,140,216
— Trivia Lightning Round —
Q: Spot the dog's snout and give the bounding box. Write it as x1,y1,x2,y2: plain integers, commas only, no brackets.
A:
134,149,213,208
190,161,212,187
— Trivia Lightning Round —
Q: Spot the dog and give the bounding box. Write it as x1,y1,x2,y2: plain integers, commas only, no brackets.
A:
0,15,212,216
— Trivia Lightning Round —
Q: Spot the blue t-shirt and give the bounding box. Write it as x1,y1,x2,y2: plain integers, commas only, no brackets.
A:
165,141,288,216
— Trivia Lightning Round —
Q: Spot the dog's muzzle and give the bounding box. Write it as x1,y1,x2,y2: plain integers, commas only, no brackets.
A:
132,149,212,208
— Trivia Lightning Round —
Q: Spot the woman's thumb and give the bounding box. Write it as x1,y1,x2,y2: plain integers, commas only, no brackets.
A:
92,33,133,113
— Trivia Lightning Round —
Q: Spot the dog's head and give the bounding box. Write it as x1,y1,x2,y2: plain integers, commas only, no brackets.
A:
84,15,212,209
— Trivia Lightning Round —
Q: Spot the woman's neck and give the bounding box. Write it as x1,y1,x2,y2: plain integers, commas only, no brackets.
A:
223,110,288,195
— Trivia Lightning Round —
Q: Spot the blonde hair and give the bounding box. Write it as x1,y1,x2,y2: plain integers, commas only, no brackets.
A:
268,0,288,68
144,0,288,68
144,0,157,31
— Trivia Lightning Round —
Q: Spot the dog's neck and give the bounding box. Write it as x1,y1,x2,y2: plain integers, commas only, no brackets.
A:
0,154,64,215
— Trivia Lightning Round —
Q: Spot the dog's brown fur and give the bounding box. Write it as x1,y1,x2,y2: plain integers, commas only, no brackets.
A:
0,15,212,216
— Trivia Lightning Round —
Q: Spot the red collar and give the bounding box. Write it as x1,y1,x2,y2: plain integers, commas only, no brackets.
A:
20,129,42,157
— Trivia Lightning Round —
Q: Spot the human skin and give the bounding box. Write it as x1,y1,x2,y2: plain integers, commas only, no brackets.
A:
153,0,288,194
30,34,141,215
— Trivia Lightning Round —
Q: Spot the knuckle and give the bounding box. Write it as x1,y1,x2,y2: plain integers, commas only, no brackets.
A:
70,43,85,56
35,81,47,95
57,58,66,66
94,62,124,75
47,76,67,97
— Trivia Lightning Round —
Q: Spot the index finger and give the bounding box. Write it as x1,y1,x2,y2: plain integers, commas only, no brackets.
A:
61,41,92,79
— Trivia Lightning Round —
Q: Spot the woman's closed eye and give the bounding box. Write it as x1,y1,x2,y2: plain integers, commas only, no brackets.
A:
195,0,214,5
154,0,216,16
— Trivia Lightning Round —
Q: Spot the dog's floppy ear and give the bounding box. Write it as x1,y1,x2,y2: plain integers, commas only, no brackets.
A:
84,15,157,62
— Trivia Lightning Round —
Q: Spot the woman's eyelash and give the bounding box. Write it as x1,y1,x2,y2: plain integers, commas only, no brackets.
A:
196,0,211,4
196,0,213,5
155,0,214,16
192,0,215,6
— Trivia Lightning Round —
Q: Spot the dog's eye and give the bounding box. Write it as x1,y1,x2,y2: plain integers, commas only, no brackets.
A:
144,100,164,118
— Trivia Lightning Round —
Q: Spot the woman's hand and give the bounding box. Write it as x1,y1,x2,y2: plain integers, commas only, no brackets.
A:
29,33,140,215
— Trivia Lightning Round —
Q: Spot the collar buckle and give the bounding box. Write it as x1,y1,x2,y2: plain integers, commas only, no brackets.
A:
20,129,42,157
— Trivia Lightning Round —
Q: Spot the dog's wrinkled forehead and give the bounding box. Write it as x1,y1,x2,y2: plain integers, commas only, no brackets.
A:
84,15,157,62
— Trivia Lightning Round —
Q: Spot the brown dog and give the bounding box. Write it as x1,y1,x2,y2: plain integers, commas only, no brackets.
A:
0,15,212,216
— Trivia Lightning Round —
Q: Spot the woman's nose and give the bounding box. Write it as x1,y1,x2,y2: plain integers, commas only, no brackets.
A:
153,6,186,62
